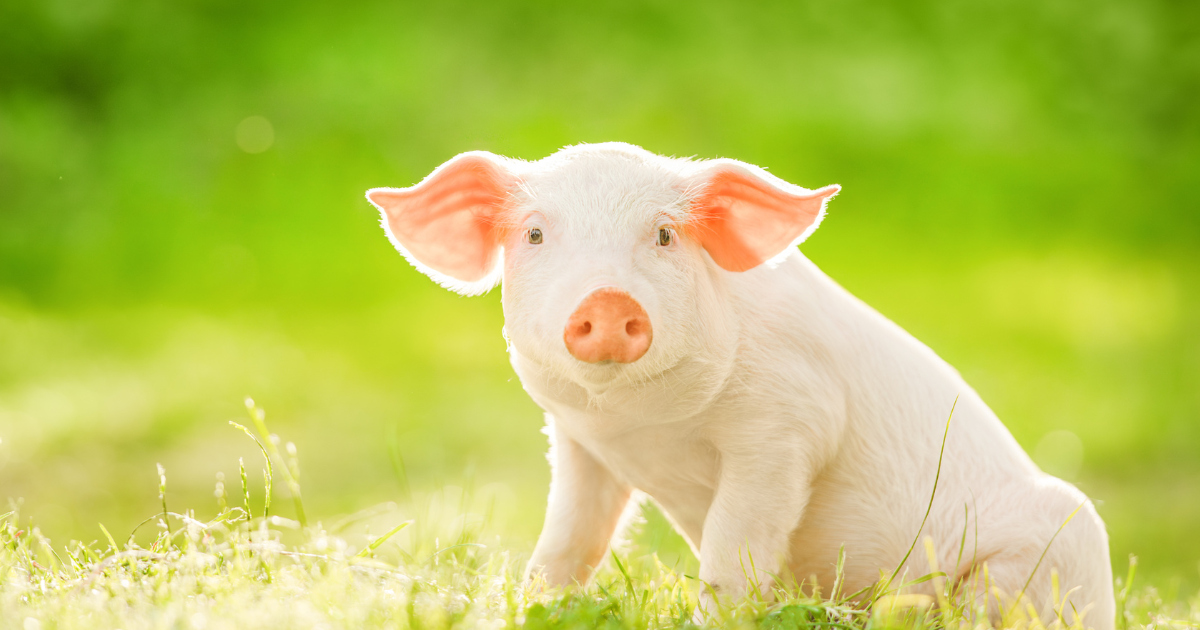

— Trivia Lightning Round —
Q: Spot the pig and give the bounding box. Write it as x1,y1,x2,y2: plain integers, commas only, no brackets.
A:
365,142,1115,628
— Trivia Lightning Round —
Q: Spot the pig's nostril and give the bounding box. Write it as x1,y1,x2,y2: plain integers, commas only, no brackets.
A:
581,321,592,335
625,320,638,336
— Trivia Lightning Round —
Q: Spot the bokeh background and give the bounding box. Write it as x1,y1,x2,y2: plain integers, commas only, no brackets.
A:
2,0,1197,593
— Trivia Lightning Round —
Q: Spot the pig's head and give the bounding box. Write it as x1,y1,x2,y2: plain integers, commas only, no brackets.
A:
366,143,838,394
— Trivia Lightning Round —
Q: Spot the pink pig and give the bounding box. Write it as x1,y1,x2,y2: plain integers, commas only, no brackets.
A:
366,143,1114,628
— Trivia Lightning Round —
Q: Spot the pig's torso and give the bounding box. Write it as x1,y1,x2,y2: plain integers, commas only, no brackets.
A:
511,253,1081,595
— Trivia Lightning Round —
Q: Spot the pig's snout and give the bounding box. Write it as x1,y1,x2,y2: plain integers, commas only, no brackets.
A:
564,288,653,364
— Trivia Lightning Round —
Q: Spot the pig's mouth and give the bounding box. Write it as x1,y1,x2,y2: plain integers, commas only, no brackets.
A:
572,358,629,380
561,356,643,391
564,349,684,392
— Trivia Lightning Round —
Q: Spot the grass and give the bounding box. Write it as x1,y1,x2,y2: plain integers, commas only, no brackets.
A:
2,403,1197,630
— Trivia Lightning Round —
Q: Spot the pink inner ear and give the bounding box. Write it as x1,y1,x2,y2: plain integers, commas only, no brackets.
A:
367,155,514,283
692,168,840,272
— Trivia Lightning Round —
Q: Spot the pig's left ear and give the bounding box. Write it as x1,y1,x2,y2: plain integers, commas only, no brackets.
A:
366,152,518,295
687,160,840,272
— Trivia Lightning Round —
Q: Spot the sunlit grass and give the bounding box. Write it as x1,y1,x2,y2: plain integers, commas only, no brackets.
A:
2,403,1196,630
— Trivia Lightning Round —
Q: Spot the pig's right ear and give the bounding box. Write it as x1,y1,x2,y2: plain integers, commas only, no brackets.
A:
366,152,517,296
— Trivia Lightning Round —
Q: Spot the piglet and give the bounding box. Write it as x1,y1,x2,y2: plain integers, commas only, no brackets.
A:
366,143,1114,628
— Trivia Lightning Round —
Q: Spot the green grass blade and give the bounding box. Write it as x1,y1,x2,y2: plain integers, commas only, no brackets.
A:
354,520,413,558
1008,500,1086,618
877,396,958,601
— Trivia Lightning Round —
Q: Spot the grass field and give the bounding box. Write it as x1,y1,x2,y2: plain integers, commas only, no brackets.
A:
2,404,1195,630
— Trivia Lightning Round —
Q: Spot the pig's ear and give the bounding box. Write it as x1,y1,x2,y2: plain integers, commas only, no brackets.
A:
366,152,517,295
687,160,840,272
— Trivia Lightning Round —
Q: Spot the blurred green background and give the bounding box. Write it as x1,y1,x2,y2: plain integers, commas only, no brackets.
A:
1,0,1197,592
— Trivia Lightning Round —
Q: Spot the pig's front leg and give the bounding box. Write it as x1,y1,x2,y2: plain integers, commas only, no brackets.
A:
696,444,813,619
525,418,633,586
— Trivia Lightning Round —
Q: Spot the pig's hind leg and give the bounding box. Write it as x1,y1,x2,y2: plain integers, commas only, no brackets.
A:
953,483,1114,630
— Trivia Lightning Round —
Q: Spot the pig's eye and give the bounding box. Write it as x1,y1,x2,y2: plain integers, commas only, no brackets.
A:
657,227,673,247
528,228,543,245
